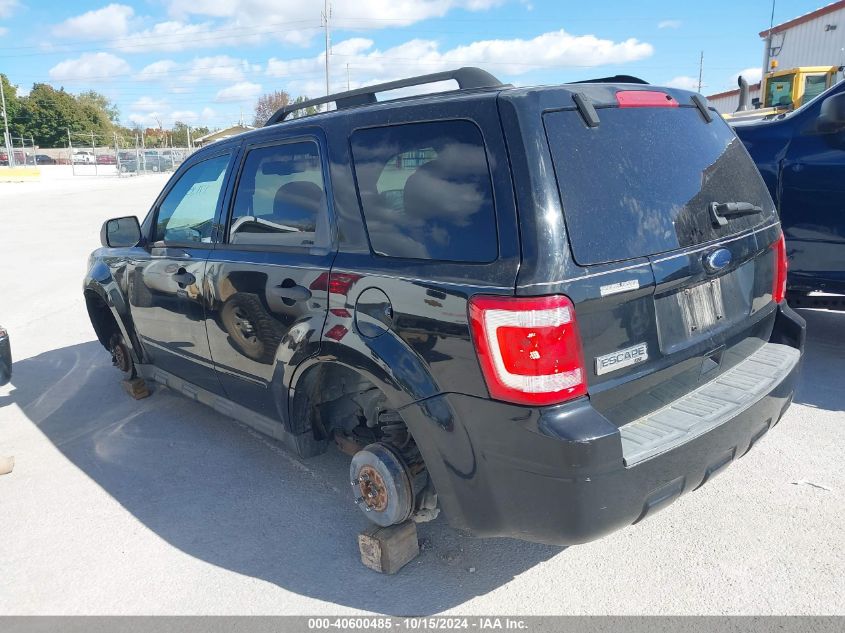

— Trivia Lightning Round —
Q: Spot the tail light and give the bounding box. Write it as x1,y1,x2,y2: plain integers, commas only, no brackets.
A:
772,233,788,303
468,295,587,406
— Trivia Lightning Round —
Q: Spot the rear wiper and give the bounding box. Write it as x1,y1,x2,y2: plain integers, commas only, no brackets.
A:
709,201,763,227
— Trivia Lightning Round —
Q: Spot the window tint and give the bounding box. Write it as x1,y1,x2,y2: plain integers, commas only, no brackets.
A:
229,141,329,249
351,120,497,262
544,107,776,266
154,153,230,243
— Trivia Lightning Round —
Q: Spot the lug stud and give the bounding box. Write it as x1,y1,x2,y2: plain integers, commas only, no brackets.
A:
354,496,365,505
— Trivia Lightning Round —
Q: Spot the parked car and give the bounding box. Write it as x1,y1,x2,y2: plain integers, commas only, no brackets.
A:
0,326,11,387
732,79,845,308
96,154,117,165
84,68,805,546
34,154,56,165
0,150,26,166
72,151,95,165
117,151,174,173
142,151,174,172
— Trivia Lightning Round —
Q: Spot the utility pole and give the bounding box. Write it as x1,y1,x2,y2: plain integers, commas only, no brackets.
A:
0,75,14,168
697,51,704,93
763,0,777,75
187,125,192,150
322,0,332,109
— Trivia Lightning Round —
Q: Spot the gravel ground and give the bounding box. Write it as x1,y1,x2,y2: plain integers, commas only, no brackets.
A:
0,169,843,615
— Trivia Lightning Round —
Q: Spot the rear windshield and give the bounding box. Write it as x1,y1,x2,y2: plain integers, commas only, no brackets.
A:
544,106,776,266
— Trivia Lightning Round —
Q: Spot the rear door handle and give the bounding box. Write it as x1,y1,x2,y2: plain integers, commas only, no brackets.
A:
172,269,196,287
274,282,312,302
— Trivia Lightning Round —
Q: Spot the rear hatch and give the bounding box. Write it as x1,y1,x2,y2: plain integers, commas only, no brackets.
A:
543,90,781,428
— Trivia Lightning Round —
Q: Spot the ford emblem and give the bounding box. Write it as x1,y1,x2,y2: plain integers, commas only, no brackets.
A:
704,248,732,273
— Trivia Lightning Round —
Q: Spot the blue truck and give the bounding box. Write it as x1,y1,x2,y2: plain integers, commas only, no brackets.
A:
732,80,845,309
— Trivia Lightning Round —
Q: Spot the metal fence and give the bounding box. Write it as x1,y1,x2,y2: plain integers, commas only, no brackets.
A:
65,131,195,177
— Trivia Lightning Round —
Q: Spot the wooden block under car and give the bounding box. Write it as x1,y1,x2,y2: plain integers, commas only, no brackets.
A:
122,378,151,400
358,521,420,574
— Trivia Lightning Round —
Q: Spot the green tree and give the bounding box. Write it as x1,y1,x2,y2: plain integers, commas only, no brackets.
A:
21,84,89,147
171,121,191,147
288,95,319,119
77,90,120,123
0,74,26,138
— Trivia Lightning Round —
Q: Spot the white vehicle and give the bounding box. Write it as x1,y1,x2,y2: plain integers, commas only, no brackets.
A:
72,151,95,165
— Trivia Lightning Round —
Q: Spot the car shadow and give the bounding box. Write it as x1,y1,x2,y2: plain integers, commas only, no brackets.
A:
792,308,845,412
0,340,560,614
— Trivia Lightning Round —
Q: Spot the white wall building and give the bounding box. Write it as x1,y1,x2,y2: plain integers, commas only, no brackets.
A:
708,83,761,114
707,0,845,113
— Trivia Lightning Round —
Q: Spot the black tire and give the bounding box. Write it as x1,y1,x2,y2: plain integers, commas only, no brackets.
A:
220,292,283,364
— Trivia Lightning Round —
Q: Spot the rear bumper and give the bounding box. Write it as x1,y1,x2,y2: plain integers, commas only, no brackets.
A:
401,303,805,545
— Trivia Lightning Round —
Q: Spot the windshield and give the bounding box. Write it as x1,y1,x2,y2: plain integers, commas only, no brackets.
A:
544,106,777,266
765,74,795,108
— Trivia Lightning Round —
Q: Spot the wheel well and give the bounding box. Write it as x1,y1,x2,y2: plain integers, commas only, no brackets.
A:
84,290,121,350
294,363,438,522
291,363,384,438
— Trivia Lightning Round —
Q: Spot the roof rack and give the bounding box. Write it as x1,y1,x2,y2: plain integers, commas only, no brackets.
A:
265,67,504,125
571,75,649,85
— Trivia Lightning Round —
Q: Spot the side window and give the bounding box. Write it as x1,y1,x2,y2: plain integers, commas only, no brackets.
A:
228,141,329,248
154,153,230,243
351,120,497,262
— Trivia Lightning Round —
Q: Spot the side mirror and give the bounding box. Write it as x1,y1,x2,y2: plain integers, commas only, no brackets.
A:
818,92,845,133
0,326,11,387
100,216,142,248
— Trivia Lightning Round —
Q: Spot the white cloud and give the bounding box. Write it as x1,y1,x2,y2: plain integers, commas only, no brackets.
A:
0,26,7,37
127,100,218,128
188,55,261,83
658,19,682,29
266,30,654,95
113,20,219,53
112,0,506,54
136,60,178,81
665,75,700,90
52,4,135,39
135,56,261,99
215,81,262,102
0,0,19,19
131,96,170,112
48,52,131,82
730,66,763,86
167,0,504,26
170,110,198,121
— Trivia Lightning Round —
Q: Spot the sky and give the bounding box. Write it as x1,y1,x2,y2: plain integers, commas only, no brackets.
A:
0,0,836,130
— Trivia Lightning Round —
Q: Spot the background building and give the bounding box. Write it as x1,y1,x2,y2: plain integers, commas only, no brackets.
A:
708,0,845,113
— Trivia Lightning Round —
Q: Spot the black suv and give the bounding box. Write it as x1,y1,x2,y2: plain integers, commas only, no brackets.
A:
84,68,805,545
